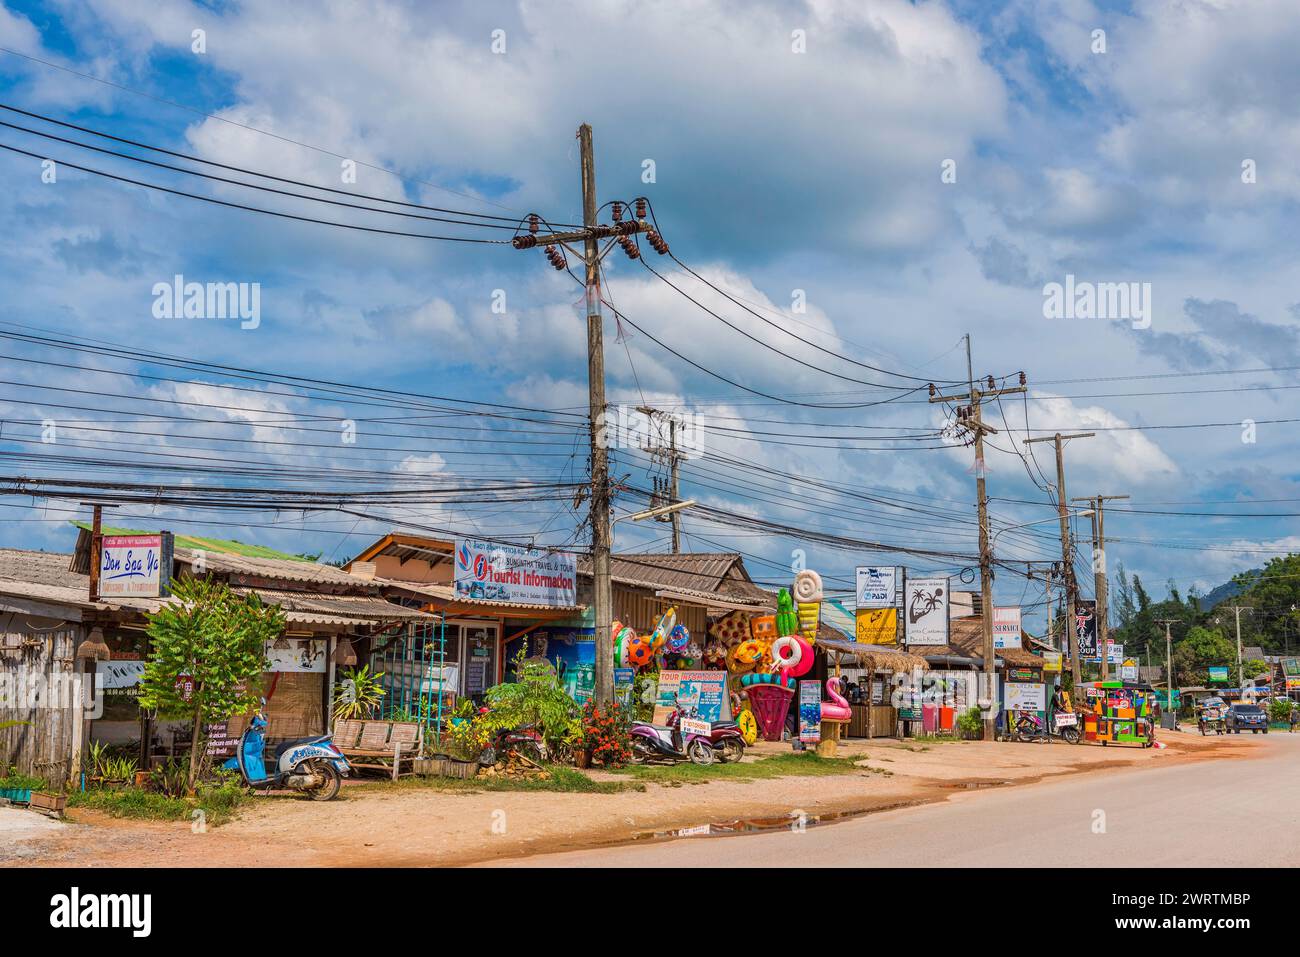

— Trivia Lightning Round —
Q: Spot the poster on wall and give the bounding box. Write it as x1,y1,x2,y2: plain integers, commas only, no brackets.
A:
98,532,173,598
502,626,593,691
454,538,577,607
1004,682,1046,712
265,638,327,673
855,566,898,609
904,577,949,646
855,607,898,645
798,680,822,744
96,660,146,721
1074,600,1098,659
992,607,1022,649
654,670,727,724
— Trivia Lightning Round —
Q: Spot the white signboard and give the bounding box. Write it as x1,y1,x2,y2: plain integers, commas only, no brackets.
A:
99,533,172,598
454,538,577,607
265,638,327,673
992,606,1022,649
680,718,712,738
1004,682,1046,712
1054,712,1078,728
855,566,898,609
904,577,949,646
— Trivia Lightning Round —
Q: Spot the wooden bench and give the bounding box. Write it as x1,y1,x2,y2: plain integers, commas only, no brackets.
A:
332,720,422,780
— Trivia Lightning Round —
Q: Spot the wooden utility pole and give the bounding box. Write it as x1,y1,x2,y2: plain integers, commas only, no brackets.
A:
579,124,614,705
637,406,684,553
1072,493,1128,680
1223,605,1254,691
929,337,1026,741
87,503,103,601
513,126,663,703
1157,619,1179,711
1023,432,1093,695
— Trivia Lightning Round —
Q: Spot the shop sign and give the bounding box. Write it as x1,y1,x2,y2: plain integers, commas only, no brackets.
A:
1074,600,1097,658
1209,666,1229,683
454,538,576,607
1284,658,1300,678
1004,682,1046,712
904,577,949,646
1007,668,1039,682
681,718,711,737
1054,712,1078,728
265,638,327,673
654,670,726,724
174,674,195,702
855,607,897,645
99,533,173,598
1042,651,1063,672
204,721,240,759
992,607,1022,649
855,566,898,609
614,667,635,709
1121,659,1138,681
798,680,821,744
1286,677,1300,690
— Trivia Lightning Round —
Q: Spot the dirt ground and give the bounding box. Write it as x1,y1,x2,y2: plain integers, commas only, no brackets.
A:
3,727,1266,867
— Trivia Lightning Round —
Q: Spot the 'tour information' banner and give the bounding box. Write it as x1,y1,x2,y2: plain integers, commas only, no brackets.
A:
454,538,577,607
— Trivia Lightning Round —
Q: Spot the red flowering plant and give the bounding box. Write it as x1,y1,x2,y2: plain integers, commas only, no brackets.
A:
581,699,632,767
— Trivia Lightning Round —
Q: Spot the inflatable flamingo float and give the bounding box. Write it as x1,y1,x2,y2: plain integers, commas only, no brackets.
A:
821,676,852,722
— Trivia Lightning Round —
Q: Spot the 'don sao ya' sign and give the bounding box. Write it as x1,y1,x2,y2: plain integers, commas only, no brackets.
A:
99,533,174,598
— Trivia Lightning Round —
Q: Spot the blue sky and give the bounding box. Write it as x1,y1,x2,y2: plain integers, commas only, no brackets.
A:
1,0,1299,633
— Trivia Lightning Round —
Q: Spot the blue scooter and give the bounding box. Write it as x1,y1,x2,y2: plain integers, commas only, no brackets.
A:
222,700,350,801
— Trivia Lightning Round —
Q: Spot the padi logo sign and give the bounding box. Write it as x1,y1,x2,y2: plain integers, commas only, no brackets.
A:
50,887,151,937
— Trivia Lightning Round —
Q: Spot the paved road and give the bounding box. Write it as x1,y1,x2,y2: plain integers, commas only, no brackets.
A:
496,733,1300,867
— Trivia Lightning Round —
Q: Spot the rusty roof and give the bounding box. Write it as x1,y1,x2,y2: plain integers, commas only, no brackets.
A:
578,552,771,603
173,548,377,589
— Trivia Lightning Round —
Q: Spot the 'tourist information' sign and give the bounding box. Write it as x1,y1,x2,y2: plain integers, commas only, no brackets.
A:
99,533,173,598
454,538,577,607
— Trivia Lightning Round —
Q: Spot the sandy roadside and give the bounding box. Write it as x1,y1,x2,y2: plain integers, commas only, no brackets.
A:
4,727,1264,867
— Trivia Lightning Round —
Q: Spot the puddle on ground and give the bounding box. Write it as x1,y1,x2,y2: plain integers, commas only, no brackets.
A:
943,779,1014,790
629,802,921,842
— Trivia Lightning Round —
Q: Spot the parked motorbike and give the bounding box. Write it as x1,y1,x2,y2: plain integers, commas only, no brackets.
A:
630,702,746,765
478,724,546,767
1010,709,1080,745
222,700,350,800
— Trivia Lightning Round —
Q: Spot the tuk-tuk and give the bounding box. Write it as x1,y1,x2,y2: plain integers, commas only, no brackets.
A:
1197,696,1227,736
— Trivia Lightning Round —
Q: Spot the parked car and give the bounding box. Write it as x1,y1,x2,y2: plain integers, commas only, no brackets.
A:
1225,703,1269,733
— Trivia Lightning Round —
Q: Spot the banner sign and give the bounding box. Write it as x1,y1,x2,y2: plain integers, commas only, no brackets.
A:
1284,658,1300,678
654,670,726,725
855,566,898,609
1209,666,1229,683
855,608,898,644
1004,682,1046,712
1074,600,1098,659
904,577,949,646
454,538,577,607
99,532,173,598
799,680,822,744
992,607,1022,649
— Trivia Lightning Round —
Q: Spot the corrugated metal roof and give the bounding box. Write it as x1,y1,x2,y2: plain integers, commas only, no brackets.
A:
578,552,771,603
174,549,376,588
371,578,582,613
919,617,1045,667
228,587,432,622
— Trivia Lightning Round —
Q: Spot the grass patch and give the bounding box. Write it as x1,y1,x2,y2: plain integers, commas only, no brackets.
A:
353,765,635,795
67,782,247,827
611,752,864,785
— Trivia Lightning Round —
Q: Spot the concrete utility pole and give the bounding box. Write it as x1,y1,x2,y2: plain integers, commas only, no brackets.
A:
1223,605,1255,691
1157,619,1179,711
512,124,660,704
1072,494,1128,681
1023,432,1093,695
929,336,1026,741
637,406,684,553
